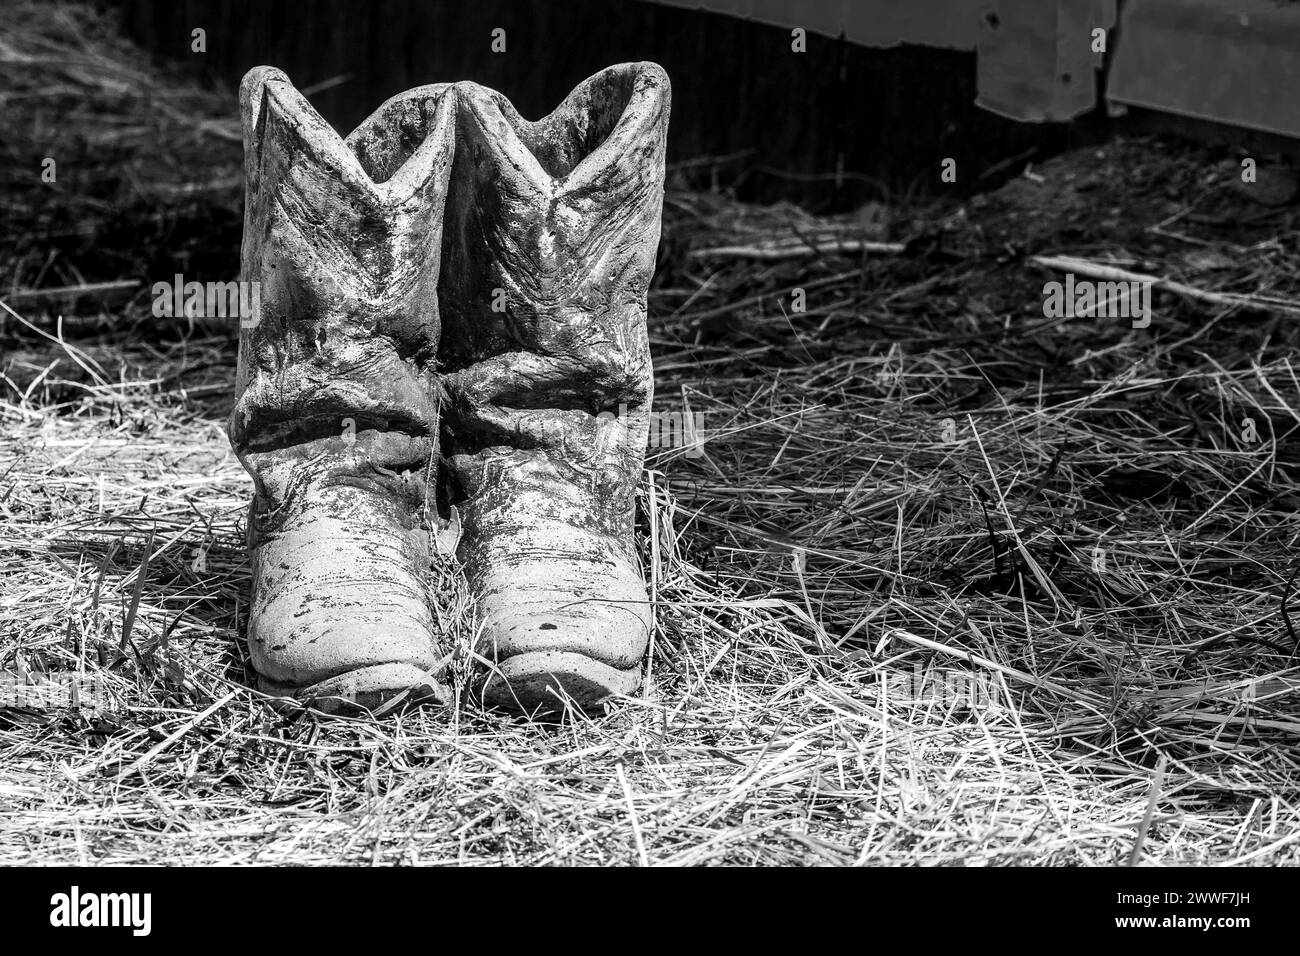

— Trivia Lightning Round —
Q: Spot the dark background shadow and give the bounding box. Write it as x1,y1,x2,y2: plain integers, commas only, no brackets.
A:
107,0,1087,210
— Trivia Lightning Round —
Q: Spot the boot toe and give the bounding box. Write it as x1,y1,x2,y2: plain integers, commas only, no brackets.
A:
478,651,641,716
259,661,451,715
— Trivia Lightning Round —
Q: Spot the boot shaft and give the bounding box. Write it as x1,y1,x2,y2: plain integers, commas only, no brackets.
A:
439,63,670,373
233,69,456,477
439,63,671,545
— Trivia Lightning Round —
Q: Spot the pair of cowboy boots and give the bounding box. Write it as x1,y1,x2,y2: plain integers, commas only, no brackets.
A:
229,63,669,715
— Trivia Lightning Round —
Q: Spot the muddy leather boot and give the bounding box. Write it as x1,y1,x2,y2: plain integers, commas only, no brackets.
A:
439,63,670,714
230,68,456,713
